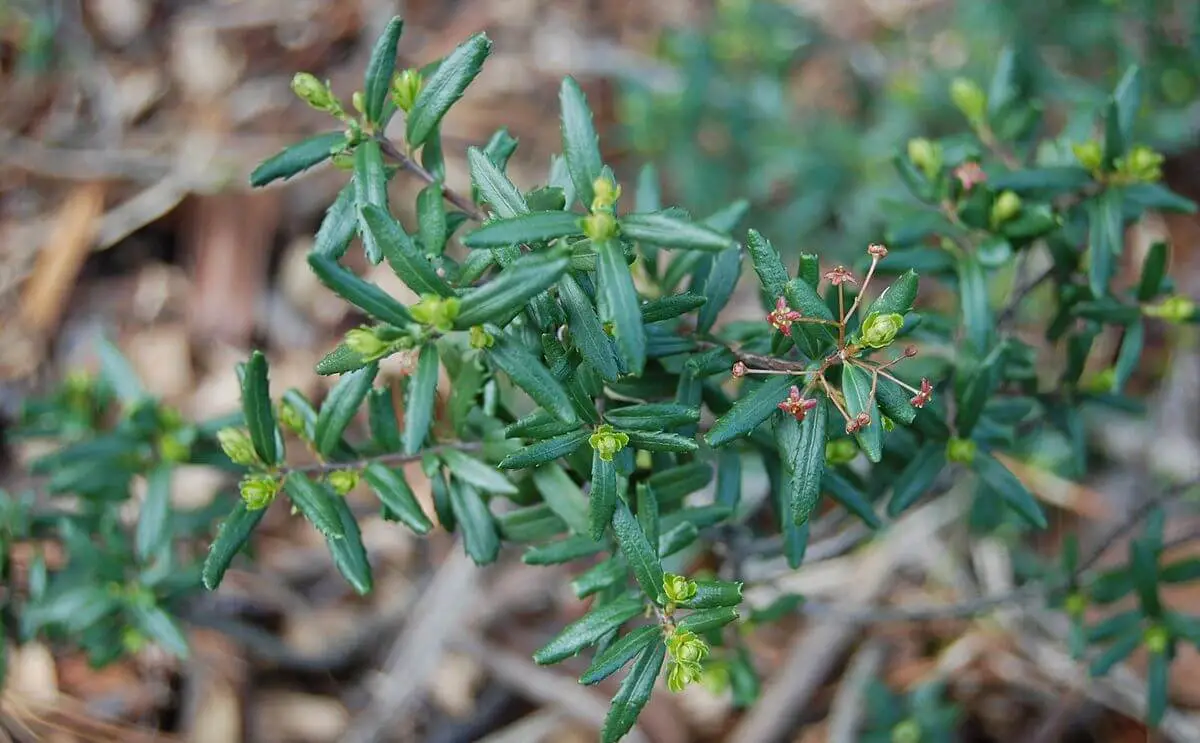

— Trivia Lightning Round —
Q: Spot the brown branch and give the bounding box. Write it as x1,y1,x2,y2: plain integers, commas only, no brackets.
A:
375,136,489,222
279,441,483,476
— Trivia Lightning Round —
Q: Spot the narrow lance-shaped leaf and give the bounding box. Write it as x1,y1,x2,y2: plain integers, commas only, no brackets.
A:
605,403,700,430
361,204,454,297
888,443,946,517
596,238,646,375
250,131,344,187
308,254,413,328
284,473,347,539
697,245,744,333
499,430,589,469
534,593,645,665
486,331,578,424
623,430,698,454
788,396,827,525
842,364,883,463
135,464,173,561
416,187,446,258
354,139,389,264
240,350,280,465
958,253,992,353
314,363,378,457
746,229,789,301
600,639,666,743
440,448,517,495
706,375,799,447
325,493,372,594
590,451,617,540
559,272,620,381
972,451,1047,529
455,254,570,328
1088,189,1124,298
1137,241,1168,301
407,32,492,147
313,181,358,259
581,625,659,685
448,480,500,565
641,292,707,323
559,77,603,209
363,462,433,534
865,269,919,316
403,344,439,455
363,17,403,123
532,464,591,537
462,211,582,248
368,386,402,452
619,212,738,252
822,471,882,529
202,501,267,590
612,499,665,604
467,146,528,219
1112,320,1144,393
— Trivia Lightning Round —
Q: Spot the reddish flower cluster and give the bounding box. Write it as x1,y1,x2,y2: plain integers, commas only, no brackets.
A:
845,412,872,434
777,386,818,422
731,361,747,378
954,161,987,191
823,265,857,286
910,378,934,408
767,297,803,337
867,243,888,258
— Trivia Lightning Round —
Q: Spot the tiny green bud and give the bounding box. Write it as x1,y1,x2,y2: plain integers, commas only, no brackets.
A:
906,137,942,180
278,400,307,437
344,326,389,358
122,627,148,655
582,210,618,241
860,312,904,349
700,662,731,694
1065,591,1086,618
667,660,704,693
391,68,424,113
1084,367,1117,393
1072,139,1104,172
410,294,461,333
667,629,710,664
990,189,1022,227
946,436,977,465
217,427,259,466
588,424,629,462
158,433,191,463
240,474,279,510
1117,145,1164,183
327,469,360,496
468,325,495,349
1144,625,1170,654
591,176,621,212
949,77,987,126
825,438,858,466
1144,295,1196,323
291,72,343,116
663,573,698,603
351,90,366,115
891,719,922,743
636,449,653,470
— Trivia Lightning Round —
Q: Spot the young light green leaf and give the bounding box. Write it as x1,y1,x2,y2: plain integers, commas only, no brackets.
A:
361,204,454,297
241,350,280,465
706,375,799,447
354,139,389,264
402,343,438,455
697,245,743,333
590,451,618,540
531,464,591,536
308,253,414,327
467,146,529,219
135,465,172,561
363,462,433,535
887,443,946,517
455,253,570,328
619,212,738,252
284,473,346,539
363,17,403,122
559,272,620,381
596,238,647,376
314,363,378,456
612,499,665,604
407,32,492,147
604,403,700,430
580,625,659,685
559,76,603,209
325,493,372,594
787,395,827,526
440,447,517,495
957,253,992,353
533,593,644,665
972,451,1047,528
202,501,267,590
600,639,666,743
623,430,698,454
448,480,500,565
499,429,589,469
842,364,882,463
746,229,789,301
486,331,578,424
250,131,344,187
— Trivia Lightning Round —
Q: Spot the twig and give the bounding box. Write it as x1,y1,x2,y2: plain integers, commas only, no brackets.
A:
997,265,1055,326
279,441,483,476
376,136,489,222
826,639,887,743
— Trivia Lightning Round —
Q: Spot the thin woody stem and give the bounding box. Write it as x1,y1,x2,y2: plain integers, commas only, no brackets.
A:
376,136,489,222
842,256,881,325
820,376,854,424
742,368,823,377
279,442,483,476
837,285,846,346
795,317,842,327
875,367,922,396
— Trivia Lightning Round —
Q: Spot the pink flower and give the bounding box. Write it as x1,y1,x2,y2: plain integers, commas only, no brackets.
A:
777,386,818,422
823,265,857,286
910,378,934,408
868,243,889,259
954,161,987,191
845,412,872,434
767,296,803,337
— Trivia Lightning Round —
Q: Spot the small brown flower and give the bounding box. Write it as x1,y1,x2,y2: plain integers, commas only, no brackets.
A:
777,386,818,422
867,242,889,259
910,378,934,408
845,412,872,434
767,296,803,337
824,265,857,286
731,361,747,378
903,345,919,358
954,161,987,191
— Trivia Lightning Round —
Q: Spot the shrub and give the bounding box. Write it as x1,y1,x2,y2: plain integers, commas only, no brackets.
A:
4,13,1200,742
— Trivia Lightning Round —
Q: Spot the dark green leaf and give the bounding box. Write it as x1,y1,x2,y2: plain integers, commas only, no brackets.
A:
241,350,280,465
135,464,172,561
1088,189,1124,298
581,625,659,685
1112,321,1144,393
407,32,492,147
786,396,827,526
250,131,343,187
746,229,789,301
468,146,528,219
658,521,700,558
448,480,500,565
676,606,739,634
600,639,666,743
697,246,744,333
619,212,738,252
640,292,707,323
316,343,374,376
1112,66,1142,142
284,473,346,538
441,448,516,495
887,443,946,517
456,253,570,328
533,593,645,665
486,331,578,424
1137,242,1169,301
972,451,1047,528
596,238,646,376
706,375,799,447
363,462,433,534
522,535,604,565
308,253,414,327
623,430,698,454
605,403,699,430
500,430,588,469
1147,647,1169,726
130,605,189,658
531,464,591,536
572,557,627,598
560,272,620,381
647,464,713,504
363,17,403,122
325,493,372,594
957,253,992,353
715,449,741,509
1123,183,1197,214
354,139,389,264
822,470,882,529
1089,627,1141,677
361,204,454,297
1161,558,1200,584
559,77,603,209
314,363,377,456
590,452,618,540
402,344,438,455
875,375,917,426
417,185,448,255
202,501,267,590
1130,538,1162,616
956,344,1005,436
636,483,659,549
368,387,402,451
986,167,1091,194
865,269,919,317
313,182,358,259
680,580,743,609
842,363,883,463
612,499,665,604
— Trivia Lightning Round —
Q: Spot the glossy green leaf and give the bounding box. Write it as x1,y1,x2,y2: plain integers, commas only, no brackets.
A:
486,332,577,424
1088,189,1124,298
448,480,500,565
455,253,570,328
842,363,883,463
363,462,433,534
240,350,280,465
441,447,516,495
635,484,660,550
402,344,438,455
604,403,699,430
314,363,377,456
619,212,738,252
407,32,492,147
647,464,713,504
680,580,744,609
822,470,882,529
697,245,744,333
706,375,799,447
522,535,605,565
560,272,620,381
368,387,402,451
354,139,389,264
363,17,403,122
468,145,528,218
786,396,827,526
284,473,346,539
600,638,666,743
972,451,1047,528
658,521,700,558
531,464,591,536
417,185,448,256
249,131,343,187
874,376,917,426
559,76,603,209
1137,241,1168,301
676,606,739,634
361,204,453,297
957,252,992,353
623,430,698,454
640,292,707,323
865,269,919,317
590,452,618,540
325,493,372,594
581,625,659,685
612,498,665,604
499,429,588,469
533,593,645,665
1089,627,1141,677
202,501,267,590
308,253,414,327
746,229,789,301
135,464,172,561
572,557,627,599
315,343,374,376
887,443,946,517
596,238,647,376
1112,321,1144,393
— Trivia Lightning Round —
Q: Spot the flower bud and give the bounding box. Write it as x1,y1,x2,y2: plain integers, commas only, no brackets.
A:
291,72,343,116
391,68,424,113
667,660,704,693
344,326,389,358
825,438,858,466
351,90,366,115
663,573,698,603
588,424,630,462
891,719,922,743
946,436,977,465
1065,591,1086,618
990,189,1022,227
469,325,495,349
278,400,307,437
410,294,461,333
906,137,943,180
1143,625,1169,655
582,210,618,241
867,242,889,259
217,427,259,466
1118,145,1164,183
950,77,987,126
1072,139,1104,172
591,176,622,212
731,361,747,378
158,433,191,463
240,474,279,510
327,469,360,496
860,312,904,349
1144,295,1196,323
667,629,710,663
